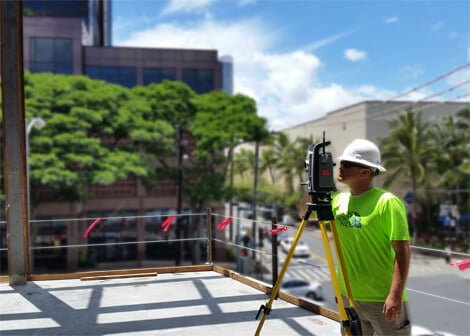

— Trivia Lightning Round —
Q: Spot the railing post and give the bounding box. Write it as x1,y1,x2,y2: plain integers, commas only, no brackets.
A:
206,208,213,264
271,217,278,286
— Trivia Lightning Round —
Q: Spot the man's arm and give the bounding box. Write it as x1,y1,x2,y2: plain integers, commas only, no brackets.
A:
383,240,411,321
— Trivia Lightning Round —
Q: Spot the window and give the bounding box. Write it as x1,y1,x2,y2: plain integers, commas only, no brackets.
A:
24,0,88,18
30,37,73,74
85,66,137,88
182,68,214,93
143,68,176,85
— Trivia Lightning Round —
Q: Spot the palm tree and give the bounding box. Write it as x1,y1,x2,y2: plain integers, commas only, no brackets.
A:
380,108,433,243
428,107,470,221
233,148,255,181
272,133,298,193
260,147,278,184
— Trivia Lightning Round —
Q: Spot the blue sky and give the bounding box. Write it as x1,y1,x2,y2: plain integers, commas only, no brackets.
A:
112,0,470,129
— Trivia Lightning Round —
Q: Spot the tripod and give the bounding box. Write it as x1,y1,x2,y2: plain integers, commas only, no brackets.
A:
254,192,362,336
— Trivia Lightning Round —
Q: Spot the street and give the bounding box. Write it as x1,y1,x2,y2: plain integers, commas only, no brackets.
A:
261,227,470,335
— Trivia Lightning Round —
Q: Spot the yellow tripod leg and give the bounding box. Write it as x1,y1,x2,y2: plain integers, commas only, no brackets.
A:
318,220,352,336
254,218,308,336
329,219,355,308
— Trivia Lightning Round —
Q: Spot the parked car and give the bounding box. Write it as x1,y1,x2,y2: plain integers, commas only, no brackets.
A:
280,237,311,257
281,277,323,301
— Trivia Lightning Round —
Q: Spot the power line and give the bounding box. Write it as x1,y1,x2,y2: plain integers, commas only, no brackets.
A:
288,96,468,130
283,62,470,131
384,62,470,101
370,81,470,120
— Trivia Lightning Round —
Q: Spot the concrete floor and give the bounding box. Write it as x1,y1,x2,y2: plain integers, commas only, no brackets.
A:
0,271,339,336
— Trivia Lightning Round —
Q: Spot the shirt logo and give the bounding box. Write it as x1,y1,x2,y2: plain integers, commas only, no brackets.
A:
335,210,362,228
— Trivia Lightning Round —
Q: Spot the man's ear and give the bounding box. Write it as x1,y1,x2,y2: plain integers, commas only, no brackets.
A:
360,169,373,178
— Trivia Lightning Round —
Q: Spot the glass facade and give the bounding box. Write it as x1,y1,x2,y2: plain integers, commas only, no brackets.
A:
182,69,215,94
24,0,112,46
86,66,137,88
219,56,234,95
143,68,177,86
30,37,73,74
24,0,89,18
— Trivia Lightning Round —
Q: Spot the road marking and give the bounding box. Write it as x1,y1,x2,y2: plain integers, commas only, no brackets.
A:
407,288,470,306
286,267,331,282
308,251,328,263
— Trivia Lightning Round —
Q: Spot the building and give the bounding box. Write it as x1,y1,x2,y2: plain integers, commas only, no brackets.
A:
24,0,112,46
219,55,234,95
1,0,230,273
23,16,222,92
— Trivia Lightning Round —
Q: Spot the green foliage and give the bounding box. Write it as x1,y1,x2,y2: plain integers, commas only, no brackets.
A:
380,107,470,238
427,107,470,211
380,108,433,190
429,108,470,187
185,91,269,208
21,72,174,203
1,72,270,213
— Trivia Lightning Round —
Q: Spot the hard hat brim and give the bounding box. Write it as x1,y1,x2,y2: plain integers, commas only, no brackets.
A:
337,154,387,172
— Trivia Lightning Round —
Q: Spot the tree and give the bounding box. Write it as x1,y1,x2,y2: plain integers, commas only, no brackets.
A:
428,107,470,222
234,149,255,181
23,72,173,210
188,91,269,209
429,108,470,190
260,147,278,184
380,108,433,243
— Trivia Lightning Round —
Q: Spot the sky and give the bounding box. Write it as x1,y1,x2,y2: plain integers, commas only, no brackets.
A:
112,0,470,130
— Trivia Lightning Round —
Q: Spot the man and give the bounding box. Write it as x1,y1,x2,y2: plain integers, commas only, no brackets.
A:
333,139,411,335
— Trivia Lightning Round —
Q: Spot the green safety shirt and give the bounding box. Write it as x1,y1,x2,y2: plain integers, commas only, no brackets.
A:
332,187,410,302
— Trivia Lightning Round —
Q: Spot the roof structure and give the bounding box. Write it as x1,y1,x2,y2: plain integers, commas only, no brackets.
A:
0,266,339,336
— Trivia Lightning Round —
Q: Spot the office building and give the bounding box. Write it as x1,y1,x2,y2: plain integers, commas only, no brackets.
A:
24,0,112,46
219,55,234,95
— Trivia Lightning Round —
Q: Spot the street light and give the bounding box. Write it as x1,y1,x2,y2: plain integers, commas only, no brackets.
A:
26,117,46,218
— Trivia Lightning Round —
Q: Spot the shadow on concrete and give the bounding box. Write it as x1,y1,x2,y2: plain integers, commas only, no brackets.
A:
1,273,319,335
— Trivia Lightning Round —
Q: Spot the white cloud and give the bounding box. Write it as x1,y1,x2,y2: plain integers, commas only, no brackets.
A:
432,21,445,31
446,68,470,90
161,0,216,16
117,18,395,130
385,16,399,24
344,48,367,62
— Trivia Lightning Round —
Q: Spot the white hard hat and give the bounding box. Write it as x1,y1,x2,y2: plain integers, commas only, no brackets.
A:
338,139,386,173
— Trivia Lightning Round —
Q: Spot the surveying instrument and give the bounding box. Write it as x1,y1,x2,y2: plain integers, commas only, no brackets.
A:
254,133,362,336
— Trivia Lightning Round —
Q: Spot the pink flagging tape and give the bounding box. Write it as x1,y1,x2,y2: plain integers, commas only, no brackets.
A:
269,226,288,235
161,215,177,232
216,217,233,230
451,259,470,271
83,217,103,238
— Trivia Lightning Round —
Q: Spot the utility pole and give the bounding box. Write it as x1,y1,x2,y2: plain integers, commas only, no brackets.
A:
175,125,184,266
